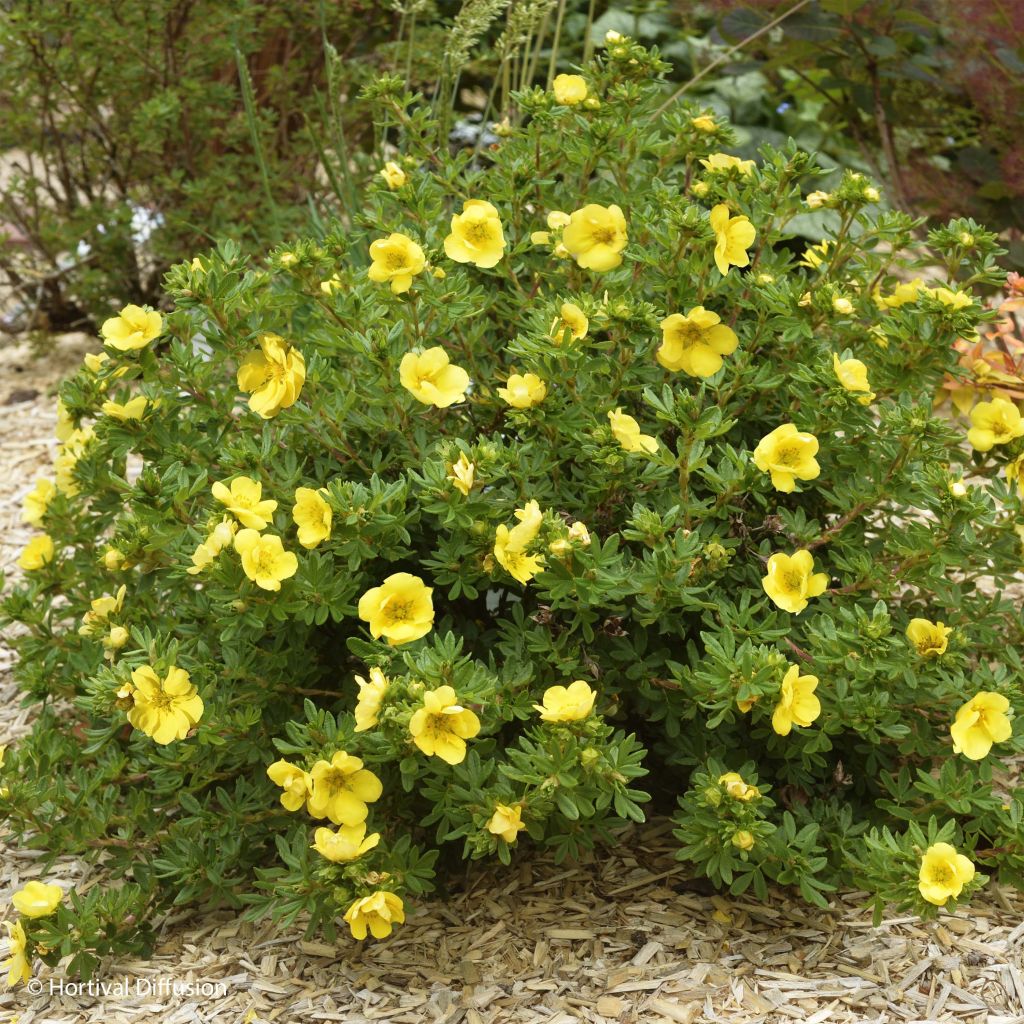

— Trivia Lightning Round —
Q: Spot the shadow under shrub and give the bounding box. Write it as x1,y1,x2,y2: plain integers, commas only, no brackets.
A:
2,34,1024,980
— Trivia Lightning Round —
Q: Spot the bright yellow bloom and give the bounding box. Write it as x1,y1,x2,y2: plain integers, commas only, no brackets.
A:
292,487,332,549
799,241,831,270
547,210,571,230
832,354,875,405
54,426,95,495
805,190,830,209
905,618,952,658
321,273,343,296
498,372,547,409
358,572,434,645
312,822,381,863
308,751,383,825
658,307,738,377
771,664,821,736
487,803,526,843
399,347,470,408
84,350,110,373
12,881,64,918
236,333,306,418
762,550,828,614
367,232,426,293
233,530,299,591
56,398,74,442
534,680,596,722
409,685,481,764
550,301,589,342
709,204,755,276
918,843,975,906
881,277,926,308
18,534,54,571
931,286,972,309
266,759,312,812
2,920,30,987
186,517,237,575
690,115,717,133
443,199,506,268
103,625,129,652
494,501,545,584
1006,453,1024,495
608,408,658,454
700,153,756,176
951,692,1012,761
22,478,55,526
127,665,204,745
379,161,407,189
732,830,755,851
101,396,148,421
212,477,277,530
79,584,126,636
344,891,405,941
752,424,820,493
354,667,389,732
967,398,1024,452
100,304,163,351
447,452,475,496
553,73,588,105
718,772,759,801
562,204,628,271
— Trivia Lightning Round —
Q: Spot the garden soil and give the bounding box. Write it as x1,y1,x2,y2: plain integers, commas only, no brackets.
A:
2,334,1024,1024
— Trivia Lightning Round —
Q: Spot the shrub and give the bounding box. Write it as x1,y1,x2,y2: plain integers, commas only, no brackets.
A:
3,33,1023,981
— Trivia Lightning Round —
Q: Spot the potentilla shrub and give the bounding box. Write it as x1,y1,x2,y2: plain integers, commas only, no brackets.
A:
3,34,1023,982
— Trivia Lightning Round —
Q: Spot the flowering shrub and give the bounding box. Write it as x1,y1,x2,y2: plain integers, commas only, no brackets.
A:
3,34,1023,981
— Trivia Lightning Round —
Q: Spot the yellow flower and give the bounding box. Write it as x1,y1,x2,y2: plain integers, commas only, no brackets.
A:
186,517,237,575
84,350,110,373
18,534,54,571
367,232,426,293
79,584,127,636
101,396,148,421
380,161,406,189
344,891,405,941
561,204,628,272
236,333,306,418
358,572,434,645
771,664,821,736
906,618,952,658
1006,453,1024,495
534,680,596,722
266,759,312,812
762,551,828,614
354,667,389,732
447,452,475,496
931,286,972,309
103,626,129,652
918,843,975,906
292,487,332,549
399,347,470,408
700,153,756,176
54,426,95,496
498,372,547,409
12,881,64,918
608,408,658,454
832,354,875,404
718,772,759,801
127,665,204,744
320,274,343,296
951,692,1012,761
212,477,277,530
547,210,571,230
308,751,383,825
409,685,481,764
709,204,755,276
552,73,588,105
487,803,526,843
805,190,831,209
3,920,31,987
100,304,163,351
21,478,55,527
494,525,545,584
967,398,1024,452
690,115,716,133
233,530,299,591
657,307,738,377
752,424,820,493
568,521,591,546
56,398,74,442
799,241,831,270
312,822,381,863
832,296,854,315
550,301,589,342
881,277,926,308
732,830,755,851
443,199,506,269
948,478,968,498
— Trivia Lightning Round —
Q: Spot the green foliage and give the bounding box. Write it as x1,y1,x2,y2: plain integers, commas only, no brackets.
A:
3,36,1023,973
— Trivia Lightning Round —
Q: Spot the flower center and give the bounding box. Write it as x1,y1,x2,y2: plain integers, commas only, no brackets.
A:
928,862,954,886
784,570,804,593
385,250,408,270
465,222,492,244
383,599,412,624
591,226,616,245
673,322,705,348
